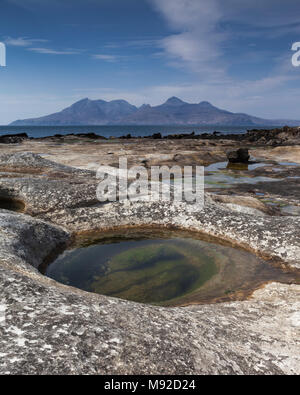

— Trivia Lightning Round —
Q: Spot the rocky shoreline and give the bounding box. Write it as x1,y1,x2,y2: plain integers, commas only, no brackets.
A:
1,125,300,146
0,127,299,375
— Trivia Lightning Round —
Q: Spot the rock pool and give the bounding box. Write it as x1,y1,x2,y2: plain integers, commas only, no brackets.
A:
41,228,298,307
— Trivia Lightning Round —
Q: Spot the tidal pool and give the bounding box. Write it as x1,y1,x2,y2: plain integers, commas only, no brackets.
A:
204,161,282,189
205,161,273,172
41,228,298,307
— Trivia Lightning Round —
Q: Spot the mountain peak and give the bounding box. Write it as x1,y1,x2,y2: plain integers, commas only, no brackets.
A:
164,97,186,106
140,104,151,110
199,101,213,107
69,98,92,108
75,98,90,103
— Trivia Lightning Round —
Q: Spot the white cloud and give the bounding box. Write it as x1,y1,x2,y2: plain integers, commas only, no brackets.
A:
150,0,300,76
4,37,49,47
4,36,80,56
92,54,119,62
151,0,226,76
28,47,80,55
5,35,141,62
152,0,221,30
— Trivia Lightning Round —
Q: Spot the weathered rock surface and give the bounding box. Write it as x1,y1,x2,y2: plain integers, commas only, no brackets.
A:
253,145,300,164
0,152,299,375
209,194,276,216
0,210,299,375
0,151,92,175
1,153,299,267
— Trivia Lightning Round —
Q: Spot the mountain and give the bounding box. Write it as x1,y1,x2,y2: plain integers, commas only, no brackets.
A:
11,98,138,126
10,97,300,126
118,97,298,126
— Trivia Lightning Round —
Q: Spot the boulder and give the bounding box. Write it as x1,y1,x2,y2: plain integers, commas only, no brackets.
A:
227,148,250,163
152,133,162,139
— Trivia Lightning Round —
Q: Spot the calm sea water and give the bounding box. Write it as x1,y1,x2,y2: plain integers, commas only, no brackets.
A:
0,125,277,138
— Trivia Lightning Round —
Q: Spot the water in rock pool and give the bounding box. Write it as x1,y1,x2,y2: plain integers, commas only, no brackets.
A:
41,229,298,306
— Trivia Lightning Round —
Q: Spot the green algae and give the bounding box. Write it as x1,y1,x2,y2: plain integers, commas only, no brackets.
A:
91,243,218,304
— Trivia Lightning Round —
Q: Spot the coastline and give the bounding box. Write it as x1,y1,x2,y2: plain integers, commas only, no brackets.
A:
0,124,281,139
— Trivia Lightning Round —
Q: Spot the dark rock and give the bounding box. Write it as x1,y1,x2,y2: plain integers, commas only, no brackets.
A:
152,133,162,139
227,148,250,163
244,127,300,146
38,133,107,141
76,133,105,139
0,133,28,144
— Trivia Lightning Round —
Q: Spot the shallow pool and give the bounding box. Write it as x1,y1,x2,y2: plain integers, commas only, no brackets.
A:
41,228,298,306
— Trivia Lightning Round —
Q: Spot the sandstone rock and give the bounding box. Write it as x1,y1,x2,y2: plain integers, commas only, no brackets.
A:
210,194,276,216
0,210,299,375
0,151,299,375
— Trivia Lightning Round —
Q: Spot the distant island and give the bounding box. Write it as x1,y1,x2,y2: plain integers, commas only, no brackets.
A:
10,97,300,127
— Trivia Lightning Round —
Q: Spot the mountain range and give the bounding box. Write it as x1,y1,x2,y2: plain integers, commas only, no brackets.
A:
10,97,300,126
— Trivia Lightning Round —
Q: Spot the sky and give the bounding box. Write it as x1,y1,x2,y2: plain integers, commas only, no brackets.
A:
0,0,300,124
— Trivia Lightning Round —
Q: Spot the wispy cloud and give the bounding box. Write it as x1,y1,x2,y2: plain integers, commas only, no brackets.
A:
4,36,81,55
150,0,300,77
104,38,161,50
4,36,49,47
28,47,80,55
92,54,119,62
92,54,129,62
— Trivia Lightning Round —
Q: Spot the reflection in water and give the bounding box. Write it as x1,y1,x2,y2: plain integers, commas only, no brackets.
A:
205,161,272,172
204,161,281,189
227,163,249,171
41,229,298,307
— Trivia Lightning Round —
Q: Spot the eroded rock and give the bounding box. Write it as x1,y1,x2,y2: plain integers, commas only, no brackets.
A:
0,151,299,375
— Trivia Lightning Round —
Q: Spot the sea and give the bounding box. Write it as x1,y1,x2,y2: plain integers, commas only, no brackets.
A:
0,125,278,139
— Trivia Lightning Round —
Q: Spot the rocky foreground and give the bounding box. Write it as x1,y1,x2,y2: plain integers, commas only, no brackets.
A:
0,127,299,375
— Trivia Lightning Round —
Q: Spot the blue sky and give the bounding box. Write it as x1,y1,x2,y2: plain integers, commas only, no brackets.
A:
0,0,300,124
